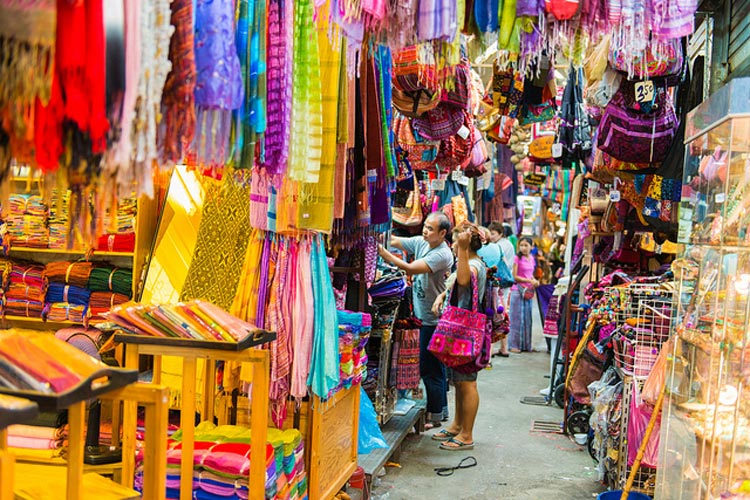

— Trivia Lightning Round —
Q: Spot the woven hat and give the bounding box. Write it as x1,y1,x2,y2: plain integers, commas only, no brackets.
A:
412,104,465,141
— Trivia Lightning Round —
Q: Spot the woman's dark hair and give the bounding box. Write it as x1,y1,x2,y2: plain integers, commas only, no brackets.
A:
517,236,534,257
503,224,513,238
452,226,483,252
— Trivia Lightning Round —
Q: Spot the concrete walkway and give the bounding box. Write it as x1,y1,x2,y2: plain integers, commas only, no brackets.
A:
370,303,608,500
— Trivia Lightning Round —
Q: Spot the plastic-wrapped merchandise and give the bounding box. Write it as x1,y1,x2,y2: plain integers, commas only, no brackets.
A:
587,367,622,481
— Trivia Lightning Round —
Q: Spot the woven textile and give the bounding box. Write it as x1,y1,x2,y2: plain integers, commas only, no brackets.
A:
45,261,92,289
181,172,252,311
392,327,420,390
287,0,323,183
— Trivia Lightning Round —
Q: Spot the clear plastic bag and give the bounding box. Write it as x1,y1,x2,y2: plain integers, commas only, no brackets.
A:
642,336,673,405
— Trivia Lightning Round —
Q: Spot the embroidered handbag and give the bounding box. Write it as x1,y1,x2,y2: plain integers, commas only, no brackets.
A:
428,274,488,368
519,285,535,300
608,37,683,79
394,114,439,171
597,81,678,164
392,44,438,93
452,323,492,374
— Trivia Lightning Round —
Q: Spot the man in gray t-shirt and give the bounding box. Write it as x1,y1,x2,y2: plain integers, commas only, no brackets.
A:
378,212,454,425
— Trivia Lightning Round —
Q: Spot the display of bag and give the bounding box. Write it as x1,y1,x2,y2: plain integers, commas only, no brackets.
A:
519,284,535,300
452,323,492,374
608,37,683,79
440,62,471,109
597,80,678,164
392,87,441,118
492,66,524,118
428,274,488,368
392,44,438,93
394,114,440,171
391,176,423,226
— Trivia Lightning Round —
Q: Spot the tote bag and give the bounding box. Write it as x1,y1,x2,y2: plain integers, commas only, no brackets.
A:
428,274,487,367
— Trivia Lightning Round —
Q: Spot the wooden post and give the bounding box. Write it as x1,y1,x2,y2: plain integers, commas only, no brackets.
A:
121,345,140,488
249,355,270,500
180,357,197,500
204,359,216,423
66,401,86,499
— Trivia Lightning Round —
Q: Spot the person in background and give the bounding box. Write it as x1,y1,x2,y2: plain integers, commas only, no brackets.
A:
430,222,487,450
378,212,454,429
477,226,500,268
488,222,515,274
508,236,538,353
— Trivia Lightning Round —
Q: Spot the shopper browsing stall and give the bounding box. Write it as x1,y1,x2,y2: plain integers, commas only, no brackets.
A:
430,222,487,450
378,212,454,428
508,237,539,353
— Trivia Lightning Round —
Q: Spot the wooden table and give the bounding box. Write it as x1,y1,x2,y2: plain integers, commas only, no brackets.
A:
118,337,271,500
1,383,167,500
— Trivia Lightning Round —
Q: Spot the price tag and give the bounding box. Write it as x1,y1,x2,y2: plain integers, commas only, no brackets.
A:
635,80,655,103
715,192,726,203
457,125,471,140
451,170,461,181
552,143,563,158
458,174,470,186
477,177,486,190
431,178,446,191
609,190,621,202
367,169,377,182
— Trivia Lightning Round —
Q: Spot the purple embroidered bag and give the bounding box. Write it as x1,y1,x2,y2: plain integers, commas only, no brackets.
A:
597,81,678,164
428,274,487,368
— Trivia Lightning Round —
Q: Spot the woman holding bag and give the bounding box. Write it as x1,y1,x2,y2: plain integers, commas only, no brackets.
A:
508,236,539,353
430,222,487,450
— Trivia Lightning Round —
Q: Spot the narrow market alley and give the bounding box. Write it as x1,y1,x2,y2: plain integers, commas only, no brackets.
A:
371,310,607,500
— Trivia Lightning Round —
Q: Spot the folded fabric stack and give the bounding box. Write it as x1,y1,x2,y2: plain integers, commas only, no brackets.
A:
87,266,133,298
331,310,372,397
48,190,70,249
134,422,307,500
105,300,259,342
96,232,136,253
0,332,112,393
6,194,49,248
5,424,67,450
97,197,137,253
44,262,93,322
88,291,130,317
5,264,46,318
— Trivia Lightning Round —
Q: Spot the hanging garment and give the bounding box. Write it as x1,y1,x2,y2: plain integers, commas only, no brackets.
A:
307,236,340,398
297,7,342,232
181,172,252,311
191,0,243,175
290,239,315,399
287,0,323,183
262,0,293,174
160,0,196,165
230,229,265,325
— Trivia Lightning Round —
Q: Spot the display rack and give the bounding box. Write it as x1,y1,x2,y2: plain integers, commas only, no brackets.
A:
2,172,159,330
0,395,39,500
656,77,750,499
367,301,400,425
116,333,275,500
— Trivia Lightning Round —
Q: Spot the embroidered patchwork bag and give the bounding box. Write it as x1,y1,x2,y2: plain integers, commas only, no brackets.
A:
428,274,487,368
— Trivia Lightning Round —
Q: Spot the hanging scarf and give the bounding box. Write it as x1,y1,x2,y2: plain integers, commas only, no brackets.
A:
307,236,340,398
262,0,292,174
287,0,323,183
191,0,244,176
297,6,342,232
290,238,315,398
160,0,196,165
131,0,173,197
236,0,267,168
417,0,456,41
266,236,291,427
56,0,109,153
387,0,418,50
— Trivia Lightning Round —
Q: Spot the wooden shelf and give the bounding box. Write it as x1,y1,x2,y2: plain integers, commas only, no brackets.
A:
6,247,135,258
13,463,139,500
2,316,81,329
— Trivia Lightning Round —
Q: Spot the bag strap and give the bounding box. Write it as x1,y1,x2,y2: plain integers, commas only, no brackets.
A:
446,267,480,312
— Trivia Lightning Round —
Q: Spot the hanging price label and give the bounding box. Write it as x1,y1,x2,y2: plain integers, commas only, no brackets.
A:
552,143,563,158
635,80,655,103
431,178,446,191
609,190,621,202
451,170,461,181
458,174,470,186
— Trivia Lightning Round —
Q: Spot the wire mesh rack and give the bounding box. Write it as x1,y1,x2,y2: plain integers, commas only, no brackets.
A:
611,285,674,380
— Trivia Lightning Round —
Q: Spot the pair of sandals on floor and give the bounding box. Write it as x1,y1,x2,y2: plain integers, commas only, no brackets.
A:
431,428,474,450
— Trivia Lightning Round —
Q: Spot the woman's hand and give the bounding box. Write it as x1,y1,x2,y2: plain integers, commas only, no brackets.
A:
377,244,389,259
455,227,472,251
432,292,446,317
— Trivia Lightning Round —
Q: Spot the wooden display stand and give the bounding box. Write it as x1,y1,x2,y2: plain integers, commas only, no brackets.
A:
117,335,272,500
0,395,39,500
306,385,360,500
1,383,168,500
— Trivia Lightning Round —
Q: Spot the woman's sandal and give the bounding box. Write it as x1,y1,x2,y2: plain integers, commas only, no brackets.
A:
424,421,442,431
439,437,475,450
431,429,457,441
